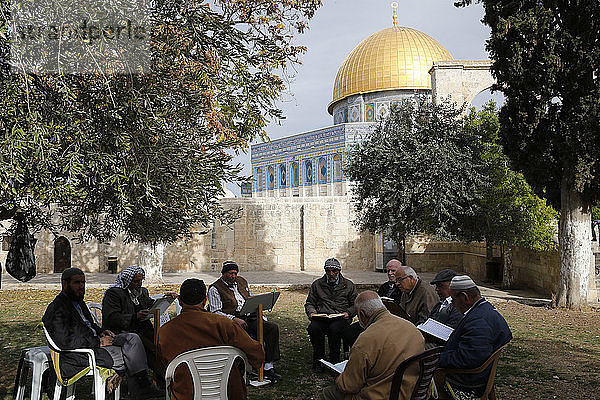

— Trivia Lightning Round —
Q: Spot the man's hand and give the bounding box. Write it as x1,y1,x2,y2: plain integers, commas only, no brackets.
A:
343,312,350,319
137,309,150,321
99,335,114,347
233,317,248,329
100,330,115,338
309,313,316,320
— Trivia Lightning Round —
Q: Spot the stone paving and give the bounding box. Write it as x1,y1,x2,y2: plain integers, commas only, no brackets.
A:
0,269,552,306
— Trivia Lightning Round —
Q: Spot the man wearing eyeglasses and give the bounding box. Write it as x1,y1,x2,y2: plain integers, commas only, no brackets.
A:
394,265,438,325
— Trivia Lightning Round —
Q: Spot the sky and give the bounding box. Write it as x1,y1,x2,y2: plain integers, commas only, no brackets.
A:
227,0,501,194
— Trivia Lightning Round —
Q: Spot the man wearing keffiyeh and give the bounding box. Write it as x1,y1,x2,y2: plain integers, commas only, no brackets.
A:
102,266,173,387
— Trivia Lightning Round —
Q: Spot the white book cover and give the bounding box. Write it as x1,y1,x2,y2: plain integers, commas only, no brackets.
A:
417,318,454,341
319,359,348,374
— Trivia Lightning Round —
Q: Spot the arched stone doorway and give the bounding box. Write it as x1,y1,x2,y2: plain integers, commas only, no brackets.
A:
54,236,71,273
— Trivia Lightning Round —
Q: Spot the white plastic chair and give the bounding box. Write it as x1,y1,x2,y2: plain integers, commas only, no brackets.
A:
43,326,120,400
150,294,173,326
14,346,50,400
164,346,251,400
87,302,103,325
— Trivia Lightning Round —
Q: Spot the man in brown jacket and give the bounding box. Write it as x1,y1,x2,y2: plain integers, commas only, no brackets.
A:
157,278,264,400
395,266,438,325
318,291,425,400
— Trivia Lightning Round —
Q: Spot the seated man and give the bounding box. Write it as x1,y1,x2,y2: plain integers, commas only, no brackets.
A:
395,266,438,325
305,258,358,372
342,259,404,349
377,259,403,302
158,278,264,400
318,291,424,400
428,269,463,328
42,268,161,400
437,275,512,399
207,261,281,381
102,266,173,384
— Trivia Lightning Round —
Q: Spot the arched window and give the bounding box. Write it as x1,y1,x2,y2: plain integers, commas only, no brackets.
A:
54,236,71,273
292,162,299,187
268,166,275,190
305,160,313,185
279,164,287,187
319,157,327,184
256,167,264,191
333,154,343,182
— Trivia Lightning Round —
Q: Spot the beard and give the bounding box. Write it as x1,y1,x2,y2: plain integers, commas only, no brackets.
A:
65,285,85,301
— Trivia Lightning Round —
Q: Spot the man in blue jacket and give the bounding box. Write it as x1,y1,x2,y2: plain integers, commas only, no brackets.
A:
438,275,512,399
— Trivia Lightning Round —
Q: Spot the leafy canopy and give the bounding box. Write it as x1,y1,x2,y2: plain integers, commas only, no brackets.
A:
461,102,557,251
480,0,600,208
0,0,322,243
345,97,485,243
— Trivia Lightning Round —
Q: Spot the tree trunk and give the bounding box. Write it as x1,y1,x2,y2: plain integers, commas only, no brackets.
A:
139,242,164,285
501,244,514,289
555,178,591,309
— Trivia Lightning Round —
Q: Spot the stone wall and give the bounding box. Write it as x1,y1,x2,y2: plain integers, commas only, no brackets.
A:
179,197,376,272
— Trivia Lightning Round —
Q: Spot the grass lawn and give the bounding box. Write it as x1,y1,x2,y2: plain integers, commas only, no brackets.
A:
1,285,599,399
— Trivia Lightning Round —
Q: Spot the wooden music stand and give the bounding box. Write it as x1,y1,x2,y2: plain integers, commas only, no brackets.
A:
239,291,280,387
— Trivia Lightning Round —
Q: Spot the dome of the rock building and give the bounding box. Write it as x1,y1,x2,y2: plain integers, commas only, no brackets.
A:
328,26,453,114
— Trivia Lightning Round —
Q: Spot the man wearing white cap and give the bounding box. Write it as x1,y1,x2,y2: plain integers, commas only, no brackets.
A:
437,275,512,399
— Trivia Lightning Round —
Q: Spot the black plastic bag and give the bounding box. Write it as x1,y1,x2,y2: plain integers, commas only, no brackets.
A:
6,219,37,282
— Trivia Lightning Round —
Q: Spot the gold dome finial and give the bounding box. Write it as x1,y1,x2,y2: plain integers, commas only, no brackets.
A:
391,2,398,27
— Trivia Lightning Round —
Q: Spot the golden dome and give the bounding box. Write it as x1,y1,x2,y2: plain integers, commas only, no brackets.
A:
329,26,453,113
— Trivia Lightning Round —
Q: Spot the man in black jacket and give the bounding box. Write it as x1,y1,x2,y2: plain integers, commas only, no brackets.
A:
42,268,161,400
102,266,174,384
428,269,463,328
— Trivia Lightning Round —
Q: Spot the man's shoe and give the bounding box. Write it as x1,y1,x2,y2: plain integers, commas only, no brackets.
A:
129,372,163,399
264,368,282,381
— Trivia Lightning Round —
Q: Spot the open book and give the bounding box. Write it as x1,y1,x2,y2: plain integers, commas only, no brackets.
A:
381,298,410,321
319,359,348,374
312,313,345,319
143,295,175,321
417,318,454,342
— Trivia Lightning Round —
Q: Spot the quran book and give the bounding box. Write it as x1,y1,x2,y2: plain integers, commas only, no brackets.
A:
417,318,454,342
312,313,345,319
319,359,348,374
381,298,410,320
143,295,175,321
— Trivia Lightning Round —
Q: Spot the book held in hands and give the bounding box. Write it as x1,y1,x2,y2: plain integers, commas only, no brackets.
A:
319,359,348,374
312,313,345,319
143,295,176,321
416,318,454,342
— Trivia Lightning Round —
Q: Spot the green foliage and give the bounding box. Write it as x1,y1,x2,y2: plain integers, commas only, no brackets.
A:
0,0,322,243
462,102,558,251
481,0,600,209
345,97,486,243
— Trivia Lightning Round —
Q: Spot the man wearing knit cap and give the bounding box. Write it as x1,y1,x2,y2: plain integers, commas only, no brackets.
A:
305,258,358,372
42,268,162,399
427,269,463,329
394,265,438,325
208,261,282,381
436,275,512,399
158,279,264,400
